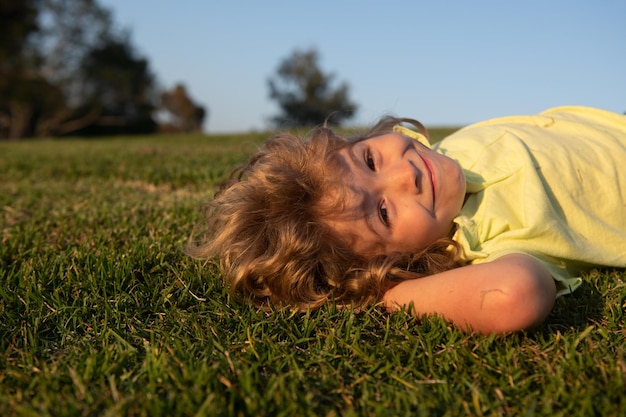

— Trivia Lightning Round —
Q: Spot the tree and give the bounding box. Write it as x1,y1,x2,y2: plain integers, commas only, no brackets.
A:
0,0,43,138
39,0,157,136
75,37,156,135
268,48,357,127
39,0,114,95
0,0,158,138
159,83,206,133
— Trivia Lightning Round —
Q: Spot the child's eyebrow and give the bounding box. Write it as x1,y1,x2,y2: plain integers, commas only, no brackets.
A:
339,143,387,249
347,144,363,171
363,210,384,242
353,178,386,244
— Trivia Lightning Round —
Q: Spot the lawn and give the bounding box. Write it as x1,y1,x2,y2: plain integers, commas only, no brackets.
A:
0,130,624,416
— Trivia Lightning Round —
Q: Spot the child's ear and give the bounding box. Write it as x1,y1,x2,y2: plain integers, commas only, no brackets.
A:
393,125,431,148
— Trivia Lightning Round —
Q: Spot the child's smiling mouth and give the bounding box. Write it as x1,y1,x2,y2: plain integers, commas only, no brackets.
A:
418,153,436,210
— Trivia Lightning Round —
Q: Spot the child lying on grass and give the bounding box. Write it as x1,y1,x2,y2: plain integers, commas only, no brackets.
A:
186,106,626,334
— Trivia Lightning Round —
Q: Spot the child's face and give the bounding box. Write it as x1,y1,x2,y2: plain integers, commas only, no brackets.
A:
326,133,466,256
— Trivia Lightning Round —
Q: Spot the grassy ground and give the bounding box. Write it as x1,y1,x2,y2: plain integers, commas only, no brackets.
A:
0,129,624,416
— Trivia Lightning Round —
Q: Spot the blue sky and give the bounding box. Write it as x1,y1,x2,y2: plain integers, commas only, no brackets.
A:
100,0,625,133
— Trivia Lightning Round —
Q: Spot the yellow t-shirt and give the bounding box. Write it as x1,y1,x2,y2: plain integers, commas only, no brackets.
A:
428,106,626,296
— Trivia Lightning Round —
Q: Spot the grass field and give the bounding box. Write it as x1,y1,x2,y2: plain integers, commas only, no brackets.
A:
0,129,624,416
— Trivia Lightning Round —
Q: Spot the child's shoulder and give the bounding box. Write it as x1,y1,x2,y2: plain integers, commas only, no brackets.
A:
438,106,626,151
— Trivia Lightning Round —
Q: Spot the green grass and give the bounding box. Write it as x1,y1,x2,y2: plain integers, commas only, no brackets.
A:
0,129,624,417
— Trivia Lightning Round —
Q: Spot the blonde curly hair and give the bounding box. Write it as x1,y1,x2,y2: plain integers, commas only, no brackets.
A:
186,117,464,310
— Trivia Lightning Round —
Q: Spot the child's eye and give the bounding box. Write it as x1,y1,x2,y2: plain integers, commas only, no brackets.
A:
366,149,376,171
379,201,390,226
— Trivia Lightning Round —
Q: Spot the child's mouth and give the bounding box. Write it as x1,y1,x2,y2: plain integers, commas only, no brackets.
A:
419,154,436,208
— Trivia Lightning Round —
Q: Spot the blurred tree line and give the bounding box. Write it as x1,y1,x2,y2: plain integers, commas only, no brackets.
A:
0,0,206,139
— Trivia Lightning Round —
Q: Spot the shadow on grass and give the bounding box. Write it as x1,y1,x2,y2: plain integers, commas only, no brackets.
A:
541,281,605,333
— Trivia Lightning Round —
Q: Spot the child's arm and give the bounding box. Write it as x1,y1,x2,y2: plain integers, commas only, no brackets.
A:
382,253,556,334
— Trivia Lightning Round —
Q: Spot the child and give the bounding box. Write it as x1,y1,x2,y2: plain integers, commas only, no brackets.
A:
186,106,626,334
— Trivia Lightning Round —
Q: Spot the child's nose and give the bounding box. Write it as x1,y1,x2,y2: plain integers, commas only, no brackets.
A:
385,159,419,194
